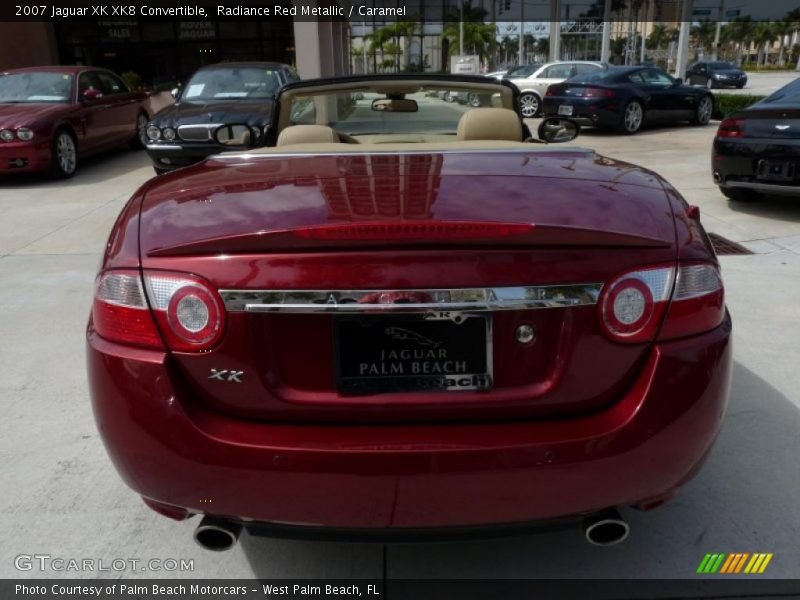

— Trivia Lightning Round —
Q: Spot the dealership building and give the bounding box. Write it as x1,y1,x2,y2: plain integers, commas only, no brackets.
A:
0,17,351,84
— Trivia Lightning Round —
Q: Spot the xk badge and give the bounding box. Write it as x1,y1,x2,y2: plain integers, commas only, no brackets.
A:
208,369,244,383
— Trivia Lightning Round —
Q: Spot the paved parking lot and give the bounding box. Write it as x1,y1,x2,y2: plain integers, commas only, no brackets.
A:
0,117,798,581
709,70,799,96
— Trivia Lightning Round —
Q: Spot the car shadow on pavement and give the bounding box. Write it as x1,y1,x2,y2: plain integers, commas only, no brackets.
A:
726,195,800,224
0,148,152,189
576,122,712,138
240,532,384,578
375,360,799,579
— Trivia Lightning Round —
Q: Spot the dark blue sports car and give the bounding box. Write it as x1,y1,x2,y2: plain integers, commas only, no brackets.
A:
543,66,714,134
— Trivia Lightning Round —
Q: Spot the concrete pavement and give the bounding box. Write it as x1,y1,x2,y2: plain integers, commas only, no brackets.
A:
0,123,798,581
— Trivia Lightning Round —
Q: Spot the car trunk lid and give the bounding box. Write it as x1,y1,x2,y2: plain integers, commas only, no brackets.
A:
139,149,677,423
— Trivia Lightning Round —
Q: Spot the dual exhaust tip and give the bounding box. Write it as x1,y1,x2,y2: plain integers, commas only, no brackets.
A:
192,509,629,551
193,516,242,552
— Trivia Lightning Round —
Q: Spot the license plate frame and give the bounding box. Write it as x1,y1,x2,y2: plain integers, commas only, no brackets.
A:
756,159,795,182
334,312,492,395
558,104,574,116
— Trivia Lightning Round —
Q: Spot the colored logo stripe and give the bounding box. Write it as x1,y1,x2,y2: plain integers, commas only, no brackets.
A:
698,553,773,574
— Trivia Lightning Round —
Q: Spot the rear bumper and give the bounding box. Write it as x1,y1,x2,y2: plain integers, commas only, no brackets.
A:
87,313,732,530
713,137,800,195
542,98,621,128
0,140,51,173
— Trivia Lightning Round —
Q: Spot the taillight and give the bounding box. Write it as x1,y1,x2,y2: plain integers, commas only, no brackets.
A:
581,87,615,98
599,262,725,343
143,271,225,352
717,118,745,138
599,265,675,343
658,263,725,340
92,270,163,349
292,221,534,241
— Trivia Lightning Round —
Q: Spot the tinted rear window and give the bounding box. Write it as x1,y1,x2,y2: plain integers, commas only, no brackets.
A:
566,69,620,84
760,78,800,106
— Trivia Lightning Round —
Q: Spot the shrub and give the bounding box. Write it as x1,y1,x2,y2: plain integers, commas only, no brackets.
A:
712,93,766,119
120,71,143,92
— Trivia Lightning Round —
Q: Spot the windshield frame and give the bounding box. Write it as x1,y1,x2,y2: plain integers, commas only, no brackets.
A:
276,77,513,139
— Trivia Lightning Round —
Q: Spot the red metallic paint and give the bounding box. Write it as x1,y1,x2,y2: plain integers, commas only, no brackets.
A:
87,314,731,528
88,146,731,532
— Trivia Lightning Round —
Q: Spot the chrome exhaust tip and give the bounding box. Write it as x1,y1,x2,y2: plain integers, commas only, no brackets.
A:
582,508,630,546
713,171,722,184
193,516,242,551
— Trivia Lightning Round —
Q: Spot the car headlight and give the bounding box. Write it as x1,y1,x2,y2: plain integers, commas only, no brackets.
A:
146,125,161,141
162,127,176,141
713,73,723,78
16,128,33,141
0,129,13,142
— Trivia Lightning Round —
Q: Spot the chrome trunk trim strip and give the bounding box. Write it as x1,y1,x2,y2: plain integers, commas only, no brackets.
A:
219,285,603,313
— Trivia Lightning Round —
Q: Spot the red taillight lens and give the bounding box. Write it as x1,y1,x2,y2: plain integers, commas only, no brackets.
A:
143,271,225,352
292,221,534,241
600,262,725,343
658,263,725,340
717,118,745,138
582,87,615,98
92,270,164,349
599,265,675,343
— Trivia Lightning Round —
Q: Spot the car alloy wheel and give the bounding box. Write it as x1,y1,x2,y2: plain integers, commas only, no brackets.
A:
53,131,77,177
622,101,643,134
695,96,713,125
468,93,481,107
518,92,539,118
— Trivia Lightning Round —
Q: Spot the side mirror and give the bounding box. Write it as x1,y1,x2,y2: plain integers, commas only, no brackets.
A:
537,117,580,143
673,77,683,86
214,124,252,146
81,88,103,102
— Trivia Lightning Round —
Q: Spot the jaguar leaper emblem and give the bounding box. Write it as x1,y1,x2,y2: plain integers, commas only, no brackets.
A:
384,327,442,349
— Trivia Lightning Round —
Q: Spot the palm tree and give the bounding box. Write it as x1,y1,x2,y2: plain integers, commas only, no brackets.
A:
727,17,755,65
771,19,797,65
441,1,493,68
647,23,668,50
691,20,716,59
753,21,777,65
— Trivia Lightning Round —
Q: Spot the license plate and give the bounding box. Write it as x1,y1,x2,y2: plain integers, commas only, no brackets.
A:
558,104,574,116
757,159,795,182
334,314,492,395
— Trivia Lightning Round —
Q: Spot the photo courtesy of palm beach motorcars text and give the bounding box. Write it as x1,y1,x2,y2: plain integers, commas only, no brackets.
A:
1,0,800,598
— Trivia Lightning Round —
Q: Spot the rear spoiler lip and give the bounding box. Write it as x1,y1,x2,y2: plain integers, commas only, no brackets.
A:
147,224,672,257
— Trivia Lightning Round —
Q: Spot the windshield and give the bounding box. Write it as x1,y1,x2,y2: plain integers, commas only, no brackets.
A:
289,85,503,137
709,62,736,70
183,67,281,101
0,72,73,103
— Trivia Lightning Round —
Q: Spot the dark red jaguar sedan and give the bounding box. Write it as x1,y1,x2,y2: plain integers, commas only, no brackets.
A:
0,66,151,178
87,75,731,549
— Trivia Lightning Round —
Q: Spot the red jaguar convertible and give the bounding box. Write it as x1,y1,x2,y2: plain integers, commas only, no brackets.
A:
0,66,151,178
87,75,731,549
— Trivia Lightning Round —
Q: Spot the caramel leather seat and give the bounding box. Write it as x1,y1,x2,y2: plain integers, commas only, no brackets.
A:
276,124,339,146
456,108,523,142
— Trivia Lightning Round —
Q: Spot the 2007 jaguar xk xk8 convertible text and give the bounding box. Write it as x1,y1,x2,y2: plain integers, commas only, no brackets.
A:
87,75,731,550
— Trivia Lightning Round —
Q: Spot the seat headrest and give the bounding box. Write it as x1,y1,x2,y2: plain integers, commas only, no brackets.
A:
277,124,339,146
456,108,523,142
